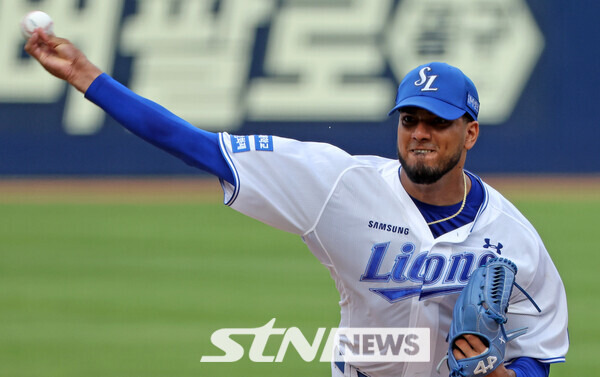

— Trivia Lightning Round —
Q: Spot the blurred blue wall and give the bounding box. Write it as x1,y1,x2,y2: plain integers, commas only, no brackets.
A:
0,0,598,176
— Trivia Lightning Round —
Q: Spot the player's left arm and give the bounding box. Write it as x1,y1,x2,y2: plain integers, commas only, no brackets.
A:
454,335,549,377
453,335,514,377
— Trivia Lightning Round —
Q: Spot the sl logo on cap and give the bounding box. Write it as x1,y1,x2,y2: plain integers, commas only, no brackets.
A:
414,67,439,92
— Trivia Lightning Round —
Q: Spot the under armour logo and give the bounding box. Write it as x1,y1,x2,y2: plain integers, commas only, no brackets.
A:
414,67,439,92
483,238,503,254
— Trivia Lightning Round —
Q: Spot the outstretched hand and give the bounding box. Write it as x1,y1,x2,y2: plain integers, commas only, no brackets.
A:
24,29,102,93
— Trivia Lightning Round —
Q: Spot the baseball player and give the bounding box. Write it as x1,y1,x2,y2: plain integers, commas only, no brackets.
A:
25,29,568,377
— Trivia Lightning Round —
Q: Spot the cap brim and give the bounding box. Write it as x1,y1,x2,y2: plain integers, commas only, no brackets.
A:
387,96,466,120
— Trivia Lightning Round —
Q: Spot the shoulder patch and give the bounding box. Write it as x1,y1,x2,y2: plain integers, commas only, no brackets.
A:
254,135,274,151
231,135,250,153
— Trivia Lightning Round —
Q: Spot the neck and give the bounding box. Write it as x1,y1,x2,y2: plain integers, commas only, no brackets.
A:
400,168,471,206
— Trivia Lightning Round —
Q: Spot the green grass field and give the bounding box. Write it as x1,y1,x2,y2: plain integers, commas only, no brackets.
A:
0,181,597,376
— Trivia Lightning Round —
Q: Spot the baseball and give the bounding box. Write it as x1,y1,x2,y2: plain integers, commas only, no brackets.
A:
20,11,54,40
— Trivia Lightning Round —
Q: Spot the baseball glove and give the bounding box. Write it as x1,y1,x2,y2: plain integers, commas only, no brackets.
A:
442,257,541,377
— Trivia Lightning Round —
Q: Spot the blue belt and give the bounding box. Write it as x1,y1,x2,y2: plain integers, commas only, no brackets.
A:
335,361,369,377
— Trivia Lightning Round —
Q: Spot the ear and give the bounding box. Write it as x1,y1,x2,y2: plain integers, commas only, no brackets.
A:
464,120,479,150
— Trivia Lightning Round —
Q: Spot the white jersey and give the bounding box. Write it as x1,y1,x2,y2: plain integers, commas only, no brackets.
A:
218,133,569,377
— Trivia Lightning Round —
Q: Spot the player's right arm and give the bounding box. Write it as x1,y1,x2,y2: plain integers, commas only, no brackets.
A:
24,29,101,93
24,29,234,183
25,29,361,237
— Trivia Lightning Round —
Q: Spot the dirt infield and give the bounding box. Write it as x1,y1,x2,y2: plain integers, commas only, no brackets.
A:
0,177,224,203
480,174,600,199
0,175,598,203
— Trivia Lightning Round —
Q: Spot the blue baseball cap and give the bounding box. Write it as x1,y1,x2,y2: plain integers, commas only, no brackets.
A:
387,62,480,121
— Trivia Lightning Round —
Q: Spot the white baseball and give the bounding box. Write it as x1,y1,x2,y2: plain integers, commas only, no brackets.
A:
20,11,54,40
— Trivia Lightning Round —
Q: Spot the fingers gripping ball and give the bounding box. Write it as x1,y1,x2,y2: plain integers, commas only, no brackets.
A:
445,257,541,377
20,11,54,40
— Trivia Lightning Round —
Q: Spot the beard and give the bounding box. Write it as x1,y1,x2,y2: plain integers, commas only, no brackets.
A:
398,148,463,185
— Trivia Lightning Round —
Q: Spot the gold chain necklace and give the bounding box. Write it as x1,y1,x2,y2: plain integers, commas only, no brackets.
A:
427,172,468,226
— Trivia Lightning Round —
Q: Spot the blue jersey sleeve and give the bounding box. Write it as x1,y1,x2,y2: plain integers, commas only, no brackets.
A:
508,357,550,377
84,73,234,184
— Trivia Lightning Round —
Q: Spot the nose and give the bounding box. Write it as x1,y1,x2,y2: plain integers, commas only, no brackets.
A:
412,120,431,141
